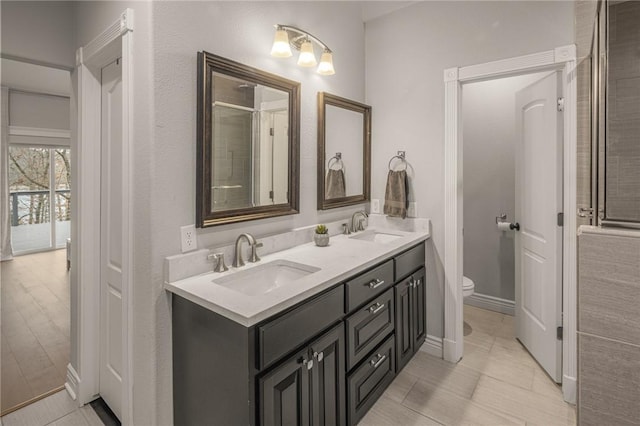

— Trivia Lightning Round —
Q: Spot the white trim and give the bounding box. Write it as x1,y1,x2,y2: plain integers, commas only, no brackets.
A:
464,293,515,316
443,44,578,404
65,364,80,401
563,374,577,405
9,125,71,139
71,8,134,424
419,334,443,358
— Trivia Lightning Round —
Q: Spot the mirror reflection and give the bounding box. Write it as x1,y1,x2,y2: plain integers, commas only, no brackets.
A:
324,105,364,199
211,74,289,211
197,52,300,227
317,92,371,210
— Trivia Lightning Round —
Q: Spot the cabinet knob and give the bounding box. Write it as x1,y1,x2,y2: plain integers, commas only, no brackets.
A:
313,351,324,362
300,358,314,370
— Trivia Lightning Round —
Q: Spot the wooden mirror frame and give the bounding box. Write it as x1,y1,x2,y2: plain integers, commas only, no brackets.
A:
317,92,371,210
196,52,300,227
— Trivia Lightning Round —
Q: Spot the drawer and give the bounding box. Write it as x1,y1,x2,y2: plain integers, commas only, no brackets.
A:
345,260,394,312
258,285,344,370
345,288,394,370
347,335,395,426
395,243,425,281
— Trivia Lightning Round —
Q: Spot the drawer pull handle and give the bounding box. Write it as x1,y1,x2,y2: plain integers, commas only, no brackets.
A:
368,279,385,289
314,351,324,362
368,302,385,315
370,354,387,369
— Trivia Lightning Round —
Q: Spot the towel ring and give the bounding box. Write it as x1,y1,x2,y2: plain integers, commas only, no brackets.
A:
388,151,407,171
328,152,344,170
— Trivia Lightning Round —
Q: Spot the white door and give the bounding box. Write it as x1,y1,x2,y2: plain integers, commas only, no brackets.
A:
100,58,124,420
514,71,563,383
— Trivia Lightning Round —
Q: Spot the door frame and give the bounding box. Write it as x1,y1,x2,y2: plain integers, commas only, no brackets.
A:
442,45,578,403
67,9,134,425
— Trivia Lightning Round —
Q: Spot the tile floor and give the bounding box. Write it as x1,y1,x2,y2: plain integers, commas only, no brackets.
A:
1,304,576,425
1,249,70,414
361,305,576,425
0,390,104,426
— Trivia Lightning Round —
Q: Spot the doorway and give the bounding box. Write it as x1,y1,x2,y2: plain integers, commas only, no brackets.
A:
442,45,578,403
1,82,72,415
461,71,563,387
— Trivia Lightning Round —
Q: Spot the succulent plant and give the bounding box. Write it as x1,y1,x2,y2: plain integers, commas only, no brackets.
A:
315,224,328,234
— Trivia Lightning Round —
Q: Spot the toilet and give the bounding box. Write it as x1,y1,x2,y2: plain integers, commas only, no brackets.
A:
463,276,475,298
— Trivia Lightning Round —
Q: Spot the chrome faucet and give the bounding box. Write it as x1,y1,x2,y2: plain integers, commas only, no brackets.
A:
351,210,369,233
233,233,262,267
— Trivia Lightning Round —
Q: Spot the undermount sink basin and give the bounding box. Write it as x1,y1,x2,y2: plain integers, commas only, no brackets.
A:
212,260,320,296
349,230,403,244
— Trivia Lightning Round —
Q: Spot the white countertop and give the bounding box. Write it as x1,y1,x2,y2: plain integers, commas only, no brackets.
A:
164,227,429,327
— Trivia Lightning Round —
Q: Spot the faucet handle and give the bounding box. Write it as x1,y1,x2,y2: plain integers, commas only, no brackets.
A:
357,218,366,232
209,253,229,273
250,242,263,263
342,223,351,235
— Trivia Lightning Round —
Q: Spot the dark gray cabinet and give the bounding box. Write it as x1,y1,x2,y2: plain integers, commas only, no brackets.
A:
261,323,345,426
395,267,426,372
260,347,310,426
172,241,426,425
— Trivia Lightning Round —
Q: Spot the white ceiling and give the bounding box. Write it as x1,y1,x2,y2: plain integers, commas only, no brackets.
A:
360,1,419,23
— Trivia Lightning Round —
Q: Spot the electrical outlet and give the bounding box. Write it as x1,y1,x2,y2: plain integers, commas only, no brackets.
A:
408,202,418,218
371,199,380,214
180,225,197,253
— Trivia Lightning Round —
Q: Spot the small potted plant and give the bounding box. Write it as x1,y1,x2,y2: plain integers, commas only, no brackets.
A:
314,224,330,247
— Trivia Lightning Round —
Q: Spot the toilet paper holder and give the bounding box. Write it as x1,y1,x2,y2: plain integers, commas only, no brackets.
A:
496,214,520,231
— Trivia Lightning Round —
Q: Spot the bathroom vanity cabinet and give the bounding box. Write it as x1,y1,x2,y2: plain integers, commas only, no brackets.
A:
172,241,426,425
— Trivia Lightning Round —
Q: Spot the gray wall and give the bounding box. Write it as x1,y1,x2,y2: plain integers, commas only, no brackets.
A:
0,1,76,70
365,0,574,338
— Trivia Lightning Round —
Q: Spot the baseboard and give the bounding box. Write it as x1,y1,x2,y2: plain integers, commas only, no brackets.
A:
419,334,443,358
65,363,80,401
464,292,515,316
442,338,462,362
562,374,576,405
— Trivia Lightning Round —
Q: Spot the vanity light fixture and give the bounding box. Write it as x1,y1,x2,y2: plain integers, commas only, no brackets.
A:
271,24,335,75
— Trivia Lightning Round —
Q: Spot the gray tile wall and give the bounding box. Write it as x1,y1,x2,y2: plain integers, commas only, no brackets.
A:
606,1,640,222
577,231,640,425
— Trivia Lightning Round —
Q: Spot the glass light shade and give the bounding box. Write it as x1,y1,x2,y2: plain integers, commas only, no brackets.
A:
271,29,292,58
297,40,317,67
317,51,335,75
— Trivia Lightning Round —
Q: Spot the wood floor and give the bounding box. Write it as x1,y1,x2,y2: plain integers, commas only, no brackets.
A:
1,249,70,415
361,305,576,425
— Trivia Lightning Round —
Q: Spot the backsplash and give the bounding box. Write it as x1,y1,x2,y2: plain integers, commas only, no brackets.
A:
164,214,430,283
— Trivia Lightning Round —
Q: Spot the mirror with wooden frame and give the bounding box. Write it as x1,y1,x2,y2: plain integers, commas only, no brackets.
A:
317,92,371,210
196,52,300,227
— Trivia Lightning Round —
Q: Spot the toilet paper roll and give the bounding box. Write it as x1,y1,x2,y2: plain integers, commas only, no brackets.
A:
497,222,512,231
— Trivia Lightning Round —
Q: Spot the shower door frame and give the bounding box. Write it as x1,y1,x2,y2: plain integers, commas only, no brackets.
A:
443,45,578,404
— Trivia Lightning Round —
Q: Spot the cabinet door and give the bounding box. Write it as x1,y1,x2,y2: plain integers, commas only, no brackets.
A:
260,349,311,426
309,323,346,426
412,267,427,349
395,276,414,372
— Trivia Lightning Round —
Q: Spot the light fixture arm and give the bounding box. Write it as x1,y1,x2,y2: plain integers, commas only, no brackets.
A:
276,24,332,53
